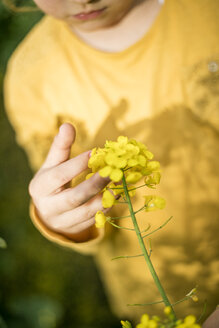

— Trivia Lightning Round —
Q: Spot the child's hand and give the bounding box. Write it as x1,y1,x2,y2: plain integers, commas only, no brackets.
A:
29,123,109,242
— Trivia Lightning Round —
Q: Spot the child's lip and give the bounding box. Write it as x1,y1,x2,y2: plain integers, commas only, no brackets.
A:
73,7,107,21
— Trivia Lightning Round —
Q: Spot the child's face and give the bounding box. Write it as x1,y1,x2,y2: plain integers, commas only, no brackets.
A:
33,0,135,31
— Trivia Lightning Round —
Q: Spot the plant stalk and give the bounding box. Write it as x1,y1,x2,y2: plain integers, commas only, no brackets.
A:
122,175,176,320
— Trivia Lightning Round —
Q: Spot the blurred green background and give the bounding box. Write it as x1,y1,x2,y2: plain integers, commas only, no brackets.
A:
0,1,119,327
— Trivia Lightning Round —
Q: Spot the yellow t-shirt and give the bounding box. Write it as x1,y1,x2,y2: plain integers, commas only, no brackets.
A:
4,0,219,320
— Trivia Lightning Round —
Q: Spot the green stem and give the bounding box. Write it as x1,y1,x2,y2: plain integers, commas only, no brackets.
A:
134,206,146,215
108,220,136,231
171,296,190,306
122,175,177,320
197,300,207,323
142,216,173,239
108,220,150,233
127,300,164,306
110,214,132,220
111,254,144,261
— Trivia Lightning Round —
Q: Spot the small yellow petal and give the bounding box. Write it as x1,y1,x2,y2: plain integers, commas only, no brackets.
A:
85,172,95,180
147,161,160,171
191,295,198,302
136,324,145,328
144,195,166,211
125,144,140,155
91,147,97,156
110,169,123,182
184,315,196,325
141,167,153,176
144,150,154,160
141,314,149,324
148,320,158,328
88,151,106,171
102,190,115,208
164,306,171,316
105,152,117,166
137,154,147,167
99,166,112,177
95,211,107,228
114,157,127,169
127,158,139,167
145,172,161,187
117,136,128,145
126,172,142,184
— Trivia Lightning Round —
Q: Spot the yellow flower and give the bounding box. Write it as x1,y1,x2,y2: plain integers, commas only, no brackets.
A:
102,190,115,208
191,295,198,302
144,195,166,211
136,314,158,328
144,172,161,188
141,314,149,325
88,148,106,172
141,161,160,176
95,211,107,228
147,320,158,328
185,287,199,303
164,306,171,316
88,137,164,213
88,137,160,186
185,316,196,325
176,315,201,328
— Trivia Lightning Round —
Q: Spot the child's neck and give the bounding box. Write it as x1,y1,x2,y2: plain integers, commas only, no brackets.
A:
71,0,163,53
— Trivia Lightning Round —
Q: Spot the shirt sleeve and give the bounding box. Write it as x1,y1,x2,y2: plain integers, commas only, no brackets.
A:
30,202,104,255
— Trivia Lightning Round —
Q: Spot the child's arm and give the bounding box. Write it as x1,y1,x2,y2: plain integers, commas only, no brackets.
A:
29,123,110,243
4,38,108,252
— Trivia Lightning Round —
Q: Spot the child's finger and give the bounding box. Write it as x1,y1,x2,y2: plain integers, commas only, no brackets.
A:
41,173,110,215
29,151,91,196
42,123,76,169
48,194,106,233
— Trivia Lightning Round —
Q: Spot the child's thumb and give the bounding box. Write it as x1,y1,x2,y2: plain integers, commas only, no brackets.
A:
42,123,76,169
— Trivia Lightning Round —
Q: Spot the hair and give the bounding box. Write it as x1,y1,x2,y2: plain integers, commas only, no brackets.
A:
2,0,40,13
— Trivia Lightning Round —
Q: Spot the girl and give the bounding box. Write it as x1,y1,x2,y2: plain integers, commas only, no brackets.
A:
4,0,219,324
